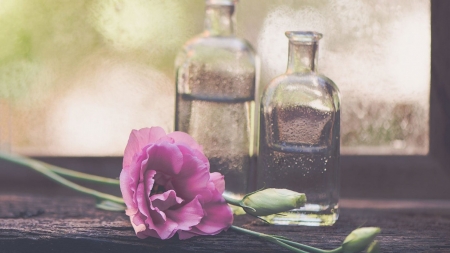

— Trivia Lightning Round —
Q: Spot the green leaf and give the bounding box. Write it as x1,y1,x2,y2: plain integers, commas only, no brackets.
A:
96,200,126,212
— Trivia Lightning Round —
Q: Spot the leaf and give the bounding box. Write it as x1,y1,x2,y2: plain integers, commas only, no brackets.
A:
96,200,126,212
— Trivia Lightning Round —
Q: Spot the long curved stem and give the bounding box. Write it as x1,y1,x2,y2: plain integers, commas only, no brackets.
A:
0,152,124,204
0,152,120,185
47,164,120,185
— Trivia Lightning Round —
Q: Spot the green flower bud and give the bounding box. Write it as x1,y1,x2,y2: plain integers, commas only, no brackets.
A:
342,227,381,253
367,240,381,253
241,188,306,216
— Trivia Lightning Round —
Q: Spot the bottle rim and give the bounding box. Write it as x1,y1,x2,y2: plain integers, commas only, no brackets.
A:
205,0,236,6
285,31,323,43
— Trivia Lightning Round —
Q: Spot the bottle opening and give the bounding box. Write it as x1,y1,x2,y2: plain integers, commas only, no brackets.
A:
205,0,235,6
285,31,323,43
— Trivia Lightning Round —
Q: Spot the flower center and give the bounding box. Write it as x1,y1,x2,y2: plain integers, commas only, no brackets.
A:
150,184,166,196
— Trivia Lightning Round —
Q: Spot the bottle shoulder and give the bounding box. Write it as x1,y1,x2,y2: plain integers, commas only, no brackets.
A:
175,33,257,100
266,72,339,94
262,72,340,111
175,33,257,77
179,34,256,57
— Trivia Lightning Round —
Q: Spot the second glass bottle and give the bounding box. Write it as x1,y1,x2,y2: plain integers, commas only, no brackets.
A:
175,0,257,199
258,31,341,226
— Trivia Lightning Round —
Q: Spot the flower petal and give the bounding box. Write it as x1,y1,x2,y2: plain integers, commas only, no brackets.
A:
171,147,211,201
144,169,157,204
165,195,204,231
189,191,233,235
144,142,184,177
149,208,178,239
135,181,152,223
150,190,183,212
166,131,203,152
123,127,166,169
209,172,225,194
121,154,153,214
177,230,197,240
119,169,137,211
131,212,148,239
176,145,209,178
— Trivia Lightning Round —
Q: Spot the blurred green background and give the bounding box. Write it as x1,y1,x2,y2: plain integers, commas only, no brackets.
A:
0,0,430,155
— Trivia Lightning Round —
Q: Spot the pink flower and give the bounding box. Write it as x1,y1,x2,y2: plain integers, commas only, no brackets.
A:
120,127,233,240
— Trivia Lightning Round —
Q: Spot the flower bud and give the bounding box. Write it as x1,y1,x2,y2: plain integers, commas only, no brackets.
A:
366,240,381,253
241,188,306,216
342,227,381,253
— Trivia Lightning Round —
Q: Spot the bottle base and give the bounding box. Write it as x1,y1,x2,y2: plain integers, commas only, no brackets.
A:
260,204,339,226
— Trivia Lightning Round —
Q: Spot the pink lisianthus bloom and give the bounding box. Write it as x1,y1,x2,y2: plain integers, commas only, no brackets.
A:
120,127,233,240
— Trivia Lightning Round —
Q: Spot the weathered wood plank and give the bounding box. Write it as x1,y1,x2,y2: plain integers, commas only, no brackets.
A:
1,194,450,253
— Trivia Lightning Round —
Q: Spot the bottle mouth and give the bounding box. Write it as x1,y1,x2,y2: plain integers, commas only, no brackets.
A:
205,0,236,6
285,31,323,43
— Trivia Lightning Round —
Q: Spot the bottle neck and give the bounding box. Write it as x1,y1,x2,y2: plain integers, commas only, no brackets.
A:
204,5,234,36
286,41,319,74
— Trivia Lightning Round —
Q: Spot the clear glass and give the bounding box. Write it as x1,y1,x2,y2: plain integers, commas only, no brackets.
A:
175,0,257,199
255,0,429,155
257,31,340,226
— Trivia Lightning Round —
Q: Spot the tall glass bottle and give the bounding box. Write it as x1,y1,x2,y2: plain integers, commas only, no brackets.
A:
175,0,257,199
258,31,340,226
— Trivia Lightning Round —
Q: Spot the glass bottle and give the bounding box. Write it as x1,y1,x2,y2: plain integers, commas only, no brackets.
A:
257,31,340,226
175,0,257,199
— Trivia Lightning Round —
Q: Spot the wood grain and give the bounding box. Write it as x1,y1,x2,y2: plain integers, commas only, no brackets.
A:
1,194,450,253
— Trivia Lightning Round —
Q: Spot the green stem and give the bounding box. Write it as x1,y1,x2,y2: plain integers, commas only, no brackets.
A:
230,225,310,253
230,225,263,237
0,152,120,185
47,164,120,185
0,152,124,204
222,194,242,206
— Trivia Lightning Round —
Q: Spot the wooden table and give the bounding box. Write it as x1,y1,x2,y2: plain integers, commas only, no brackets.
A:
1,194,449,253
